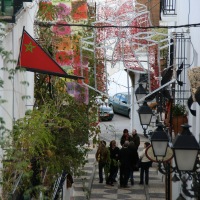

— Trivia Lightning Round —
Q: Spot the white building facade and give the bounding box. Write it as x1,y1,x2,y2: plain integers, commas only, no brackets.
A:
0,1,37,132
160,0,200,199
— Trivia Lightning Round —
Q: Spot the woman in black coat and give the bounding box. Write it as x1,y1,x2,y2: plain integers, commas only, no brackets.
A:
106,140,120,185
128,141,139,185
119,141,132,187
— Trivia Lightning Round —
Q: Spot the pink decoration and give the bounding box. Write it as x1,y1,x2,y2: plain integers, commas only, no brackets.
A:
52,21,71,35
57,3,71,18
55,50,73,66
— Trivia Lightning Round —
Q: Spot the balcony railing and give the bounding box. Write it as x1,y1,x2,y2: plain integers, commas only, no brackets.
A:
161,0,176,15
0,0,32,22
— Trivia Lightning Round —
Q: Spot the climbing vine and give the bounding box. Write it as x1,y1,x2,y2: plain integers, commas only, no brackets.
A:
0,2,100,199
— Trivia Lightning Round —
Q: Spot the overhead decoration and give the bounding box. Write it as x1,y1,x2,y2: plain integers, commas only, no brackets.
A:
48,0,89,103
38,1,55,21
55,36,71,51
17,29,82,80
92,0,164,93
66,82,88,104
52,21,71,35
57,3,71,19
71,1,88,21
55,50,73,66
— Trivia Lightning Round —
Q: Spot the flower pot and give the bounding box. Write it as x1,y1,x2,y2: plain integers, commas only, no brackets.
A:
172,115,188,137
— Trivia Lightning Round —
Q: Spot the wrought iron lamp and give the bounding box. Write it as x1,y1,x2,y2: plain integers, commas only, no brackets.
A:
150,123,169,161
135,83,148,103
147,123,200,199
172,124,200,171
137,101,153,138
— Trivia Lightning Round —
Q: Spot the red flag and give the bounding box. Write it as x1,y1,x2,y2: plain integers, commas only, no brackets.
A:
17,29,82,80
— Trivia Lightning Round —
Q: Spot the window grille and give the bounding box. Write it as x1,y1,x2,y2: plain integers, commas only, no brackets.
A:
172,32,191,103
161,0,176,15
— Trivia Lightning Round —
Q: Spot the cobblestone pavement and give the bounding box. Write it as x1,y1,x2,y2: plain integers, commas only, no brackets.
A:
72,134,166,200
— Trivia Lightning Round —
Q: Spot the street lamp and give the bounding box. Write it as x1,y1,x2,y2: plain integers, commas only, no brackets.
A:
150,123,169,161
146,123,200,199
149,123,173,200
138,101,153,138
135,83,148,103
172,124,200,171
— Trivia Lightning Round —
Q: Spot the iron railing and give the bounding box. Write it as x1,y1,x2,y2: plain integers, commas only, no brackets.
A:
161,0,176,15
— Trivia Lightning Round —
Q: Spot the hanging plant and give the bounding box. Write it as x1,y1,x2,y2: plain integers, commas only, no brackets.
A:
71,1,88,21
52,20,71,35
38,2,56,21
55,50,73,66
56,36,71,51
57,3,71,19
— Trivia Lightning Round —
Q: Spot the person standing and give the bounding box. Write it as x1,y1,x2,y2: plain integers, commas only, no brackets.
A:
128,141,139,185
129,129,140,184
95,140,110,183
120,129,131,147
119,141,131,188
130,129,140,150
139,142,152,185
106,140,120,185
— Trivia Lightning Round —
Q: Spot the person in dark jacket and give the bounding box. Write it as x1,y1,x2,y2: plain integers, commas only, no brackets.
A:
128,141,139,185
106,140,120,185
130,129,140,150
129,129,140,184
120,129,131,147
119,141,131,187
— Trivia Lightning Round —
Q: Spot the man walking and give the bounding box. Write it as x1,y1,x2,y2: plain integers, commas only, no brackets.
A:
95,140,110,183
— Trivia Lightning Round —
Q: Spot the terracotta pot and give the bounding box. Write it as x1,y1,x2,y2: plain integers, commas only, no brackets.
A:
172,115,188,137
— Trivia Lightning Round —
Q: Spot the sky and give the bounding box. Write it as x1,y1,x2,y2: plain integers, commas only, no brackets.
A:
107,69,131,96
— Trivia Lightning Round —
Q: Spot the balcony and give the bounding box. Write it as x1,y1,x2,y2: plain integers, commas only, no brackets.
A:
0,0,32,23
160,0,177,23
161,0,176,15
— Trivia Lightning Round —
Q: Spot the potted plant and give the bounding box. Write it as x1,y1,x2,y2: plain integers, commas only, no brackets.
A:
172,103,188,136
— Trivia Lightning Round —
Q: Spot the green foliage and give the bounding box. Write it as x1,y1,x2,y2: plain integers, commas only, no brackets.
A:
172,103,187,116
0,4,100,199
2,92,95,198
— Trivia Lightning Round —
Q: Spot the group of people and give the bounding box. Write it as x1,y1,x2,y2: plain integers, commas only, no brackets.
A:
95,128,152,188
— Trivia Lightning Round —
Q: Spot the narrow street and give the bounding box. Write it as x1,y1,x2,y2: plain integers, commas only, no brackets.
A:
72,114,166,200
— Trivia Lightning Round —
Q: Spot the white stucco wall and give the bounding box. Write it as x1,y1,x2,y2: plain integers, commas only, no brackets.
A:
176,0,200,143
163,0,200,199
0,1,38,196
0,1,37,131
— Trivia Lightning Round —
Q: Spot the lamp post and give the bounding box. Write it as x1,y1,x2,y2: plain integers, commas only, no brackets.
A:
150,123,172,200
147,123,200,199
138,101,153,138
